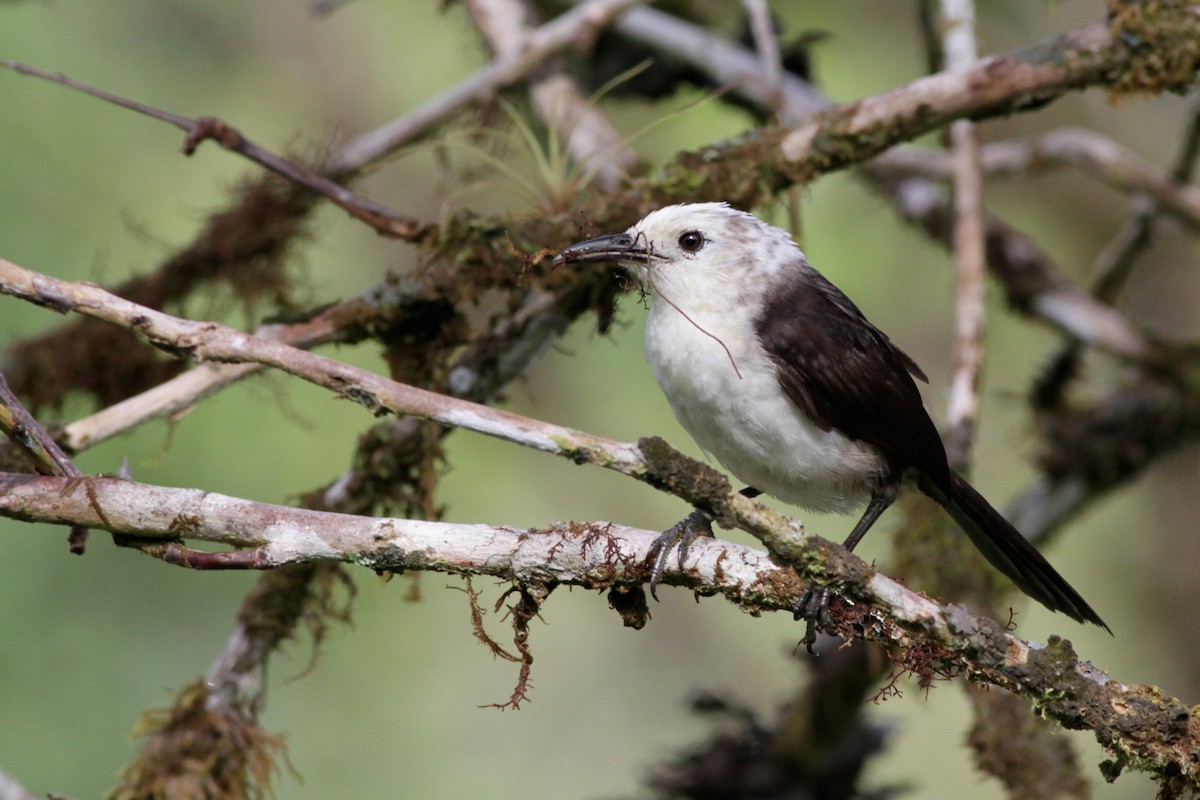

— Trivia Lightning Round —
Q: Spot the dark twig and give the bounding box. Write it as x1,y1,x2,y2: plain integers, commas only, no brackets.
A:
917,0,945,74
115,538,271,569
0,374,79,478
0,61,432,241
0,373,90,553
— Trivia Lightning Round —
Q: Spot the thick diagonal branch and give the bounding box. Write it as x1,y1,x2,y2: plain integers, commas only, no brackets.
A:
2,471,1198,788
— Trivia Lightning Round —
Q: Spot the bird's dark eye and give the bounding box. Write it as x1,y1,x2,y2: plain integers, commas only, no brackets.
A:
677,230,705,253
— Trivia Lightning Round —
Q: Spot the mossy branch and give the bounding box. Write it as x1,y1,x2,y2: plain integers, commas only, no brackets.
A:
2,470,1197,787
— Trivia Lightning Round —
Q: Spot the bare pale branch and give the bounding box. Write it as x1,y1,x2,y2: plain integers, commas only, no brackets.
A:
2,470,1198,783
940,0,988,470
877,128,1200,231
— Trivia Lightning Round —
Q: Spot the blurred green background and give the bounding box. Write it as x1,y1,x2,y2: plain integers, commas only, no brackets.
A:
1,1,1196,798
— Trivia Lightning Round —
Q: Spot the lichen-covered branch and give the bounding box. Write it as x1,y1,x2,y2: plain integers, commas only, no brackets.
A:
8,3,1193,411
0,257,802,562
5,4,1200,796
584,2,1183,364
0,256,647,476
626,3,1199,204
2,470,1198,788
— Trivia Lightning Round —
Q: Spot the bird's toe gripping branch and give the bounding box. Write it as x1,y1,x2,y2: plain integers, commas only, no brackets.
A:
646,509,715,600
792,585,836,652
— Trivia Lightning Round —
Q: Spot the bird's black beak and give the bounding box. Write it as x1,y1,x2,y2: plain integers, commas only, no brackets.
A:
553,233,647,268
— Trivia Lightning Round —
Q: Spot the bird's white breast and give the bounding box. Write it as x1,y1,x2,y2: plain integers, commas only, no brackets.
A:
643,297,883,514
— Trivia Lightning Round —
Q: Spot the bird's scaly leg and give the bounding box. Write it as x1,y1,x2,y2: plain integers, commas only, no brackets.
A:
794,486,897,650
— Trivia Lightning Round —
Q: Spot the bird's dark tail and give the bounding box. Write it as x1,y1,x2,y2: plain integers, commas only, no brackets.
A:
922,470,1110,633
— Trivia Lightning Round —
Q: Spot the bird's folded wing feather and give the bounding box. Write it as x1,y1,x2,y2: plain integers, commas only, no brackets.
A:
753,264,950,487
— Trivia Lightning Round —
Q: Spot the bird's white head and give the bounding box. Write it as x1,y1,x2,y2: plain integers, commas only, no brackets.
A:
554,203,802,305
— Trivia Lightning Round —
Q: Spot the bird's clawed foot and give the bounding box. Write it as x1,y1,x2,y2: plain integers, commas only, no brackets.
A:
646,509,714,600
793,586,834,653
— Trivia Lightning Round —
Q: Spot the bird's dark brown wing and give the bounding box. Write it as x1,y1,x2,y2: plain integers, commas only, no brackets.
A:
753,261,951,489
754,259,1108,631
